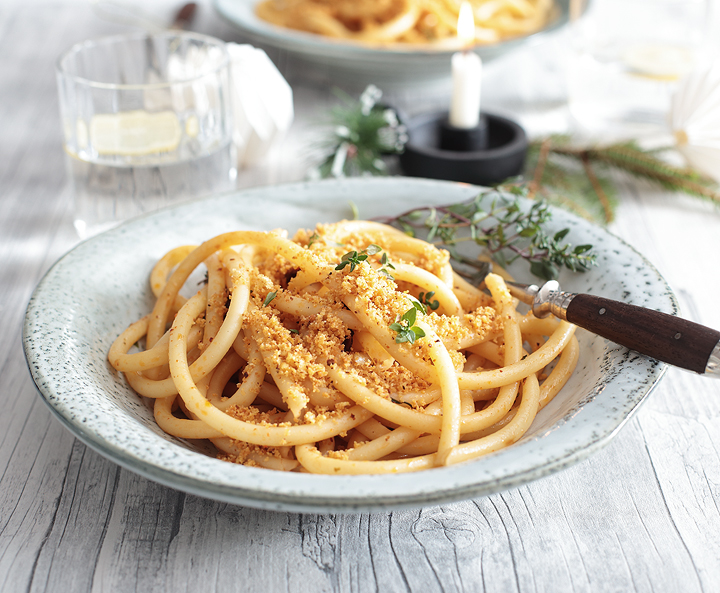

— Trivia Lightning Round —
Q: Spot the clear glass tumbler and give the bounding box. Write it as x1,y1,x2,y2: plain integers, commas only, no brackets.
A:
56,32,237,238
566,0,710,140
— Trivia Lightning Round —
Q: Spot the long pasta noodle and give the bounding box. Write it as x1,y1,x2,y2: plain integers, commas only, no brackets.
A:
108,219,578,473
254,0,555,48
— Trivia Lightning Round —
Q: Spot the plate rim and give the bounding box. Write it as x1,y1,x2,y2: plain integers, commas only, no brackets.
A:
23,177,671,513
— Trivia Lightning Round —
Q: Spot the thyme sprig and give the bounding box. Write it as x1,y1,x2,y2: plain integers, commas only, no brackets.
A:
389,299,427,344
376,187,596,282
378,251,396,279
307,232,320,247
335,250,368,272
335,244,397,280
335,244,383,272
418,291,440,311
263,290,278,307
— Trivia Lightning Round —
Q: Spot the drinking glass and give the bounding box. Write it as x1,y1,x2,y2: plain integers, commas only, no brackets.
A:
566,0,710,140
57,31,237,238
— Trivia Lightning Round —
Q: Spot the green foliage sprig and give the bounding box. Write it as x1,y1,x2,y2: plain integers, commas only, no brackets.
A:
263,290,278,307
389,298,428,344
335,244,398,281
526,136,720,224
378,251,396,279
376,187,596,282
335,244,383,272
313,85,407,179
418,291,440,311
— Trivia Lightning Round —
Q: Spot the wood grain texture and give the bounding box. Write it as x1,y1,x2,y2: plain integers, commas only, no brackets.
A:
565,294,720,374
1,2,720,592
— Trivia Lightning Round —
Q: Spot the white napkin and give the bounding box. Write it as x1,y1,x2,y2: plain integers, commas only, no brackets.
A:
227,43,294,167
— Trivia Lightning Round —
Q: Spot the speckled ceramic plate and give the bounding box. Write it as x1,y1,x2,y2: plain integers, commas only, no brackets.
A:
24,178,672,513
214,0,574,88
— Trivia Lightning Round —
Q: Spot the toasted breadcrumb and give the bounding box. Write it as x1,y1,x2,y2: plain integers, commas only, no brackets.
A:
217,439,287,466
131,220,553,469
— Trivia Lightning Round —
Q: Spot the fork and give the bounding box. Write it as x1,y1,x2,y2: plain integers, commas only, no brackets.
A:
504,279,720,377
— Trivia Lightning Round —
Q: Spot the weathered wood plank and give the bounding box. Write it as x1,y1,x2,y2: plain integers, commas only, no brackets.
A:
1,2,720,593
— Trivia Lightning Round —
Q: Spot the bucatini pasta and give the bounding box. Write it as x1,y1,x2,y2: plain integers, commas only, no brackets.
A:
108,220,578,474
254,0,555,47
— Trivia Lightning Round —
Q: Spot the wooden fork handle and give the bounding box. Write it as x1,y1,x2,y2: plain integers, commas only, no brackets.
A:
564,294,720,375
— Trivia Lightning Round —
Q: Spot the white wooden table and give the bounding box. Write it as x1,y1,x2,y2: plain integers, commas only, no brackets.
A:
2,1,719,591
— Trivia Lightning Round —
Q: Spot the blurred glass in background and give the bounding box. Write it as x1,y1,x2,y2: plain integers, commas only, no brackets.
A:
57,31,236,238
567,0,711,139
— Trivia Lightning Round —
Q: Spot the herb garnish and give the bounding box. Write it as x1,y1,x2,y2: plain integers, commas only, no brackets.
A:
418,291,439,311
376,187,596,282
335,244,384,273
307,232,345,249
378,251,396,279
263,290,278,307
389,298,427,344
390,397,413,408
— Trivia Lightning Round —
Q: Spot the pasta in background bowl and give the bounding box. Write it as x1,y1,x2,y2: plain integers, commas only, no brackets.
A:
24,178,670,513
213,0,575,88
254,0,556,48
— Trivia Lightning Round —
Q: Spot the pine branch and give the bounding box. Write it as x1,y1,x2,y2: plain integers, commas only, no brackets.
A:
525,137,720,225
579,153,614,223
527,137,551,199
549,140,720,205
524,138,619,225
587,144,720,204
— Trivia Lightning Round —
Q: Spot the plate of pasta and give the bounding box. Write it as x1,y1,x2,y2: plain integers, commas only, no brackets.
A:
214,0,576,86
24,177,671,512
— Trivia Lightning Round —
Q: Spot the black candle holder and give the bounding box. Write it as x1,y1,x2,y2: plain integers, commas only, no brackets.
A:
399,110,528,186
439,116,489,151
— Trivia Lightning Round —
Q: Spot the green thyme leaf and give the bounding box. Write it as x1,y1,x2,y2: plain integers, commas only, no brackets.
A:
375,187,597,281
394,328,417,344
263,290,278,307
418,291,440,311
390,397,413,408
411,326,426,340
402,307,418,326
389,302,427,344
406,295,427,316
554,228,570,242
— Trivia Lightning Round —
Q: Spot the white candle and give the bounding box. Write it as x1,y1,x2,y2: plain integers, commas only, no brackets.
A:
449,51,482,128
449,2,482,129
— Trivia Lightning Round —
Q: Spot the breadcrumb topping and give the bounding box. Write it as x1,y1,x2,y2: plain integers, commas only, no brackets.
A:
109,216,577,475
222,222,501,425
